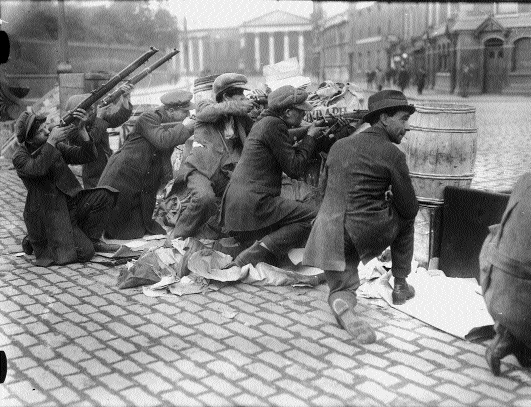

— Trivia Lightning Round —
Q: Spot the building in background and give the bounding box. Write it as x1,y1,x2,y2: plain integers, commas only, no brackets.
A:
318,2,531,95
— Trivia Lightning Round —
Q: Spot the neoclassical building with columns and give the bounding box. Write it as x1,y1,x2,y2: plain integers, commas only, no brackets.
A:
177,10,312,77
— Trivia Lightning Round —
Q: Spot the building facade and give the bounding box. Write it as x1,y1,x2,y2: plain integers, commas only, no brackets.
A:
320,2,531,95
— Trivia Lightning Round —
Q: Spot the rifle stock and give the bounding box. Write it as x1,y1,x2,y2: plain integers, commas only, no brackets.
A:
99,48,180,107
60,46,159,126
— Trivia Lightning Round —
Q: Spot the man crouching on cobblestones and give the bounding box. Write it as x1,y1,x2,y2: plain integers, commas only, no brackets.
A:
12,109,120,267
303,90,418,344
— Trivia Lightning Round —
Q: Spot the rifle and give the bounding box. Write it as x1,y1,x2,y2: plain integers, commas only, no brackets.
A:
99,48,180,107
60,46,159,126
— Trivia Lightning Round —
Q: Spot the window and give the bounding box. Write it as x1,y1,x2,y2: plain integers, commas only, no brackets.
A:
513,37,531,71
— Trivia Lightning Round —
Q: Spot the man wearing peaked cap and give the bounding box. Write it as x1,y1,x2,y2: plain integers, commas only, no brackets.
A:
303,89,418,344
168,73,257,240
220,85,327,268
160,89,195,110
98,89,194,239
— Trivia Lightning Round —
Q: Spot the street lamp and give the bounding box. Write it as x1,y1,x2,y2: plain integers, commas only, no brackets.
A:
57,0,72,73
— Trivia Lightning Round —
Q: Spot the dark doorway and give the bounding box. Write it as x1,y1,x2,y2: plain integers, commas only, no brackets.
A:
483,38,504,93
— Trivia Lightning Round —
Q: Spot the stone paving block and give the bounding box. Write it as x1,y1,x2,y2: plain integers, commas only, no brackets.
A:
161,390,204,407
246,362,283,381
324,352,358,370
175,378,208,395
322,367,358,385
200,308,236,325
144,312,177,328
45,358,80,376
120,314,147,326
130,351,157,365
86,386,127,406
435,383,481,405
417,338,461,356
137,323,170,339
285,349,327,370
384,337,420,353
356,380,397,404
25,366,62,390
107,338,137,354
290,337,328,356
75,336,105,352
168,324,195,337
239,377,276,398
269,393,308,407
113,360,143,375
94,349,122,364
28,344,56,361
232,393,268,407
471,383,515,403
230,299,260,313
64,373,97,390
7,380,48,404
257,351,293,369
172,311,203,325
206,360,246,380
417,349,463,370
354,352,390,368
201,375,240,396
234,312,263,326
54,321,88,339
225,321,262,338
99,373,134,391
218,349,252,367
224,336,261,354
196,322,233,340
255,311,292,327
79,358,112,376
56,344,91,363
386,351,436,372
181,347,216,364
459,351,492,368
398,383,441,404
461,367,520,390
133,371,173,394
11,356,38,371
173,359,208,379
129,335,152,347
50,387,81,404
12,333,38,347
387,365,438,386
188,333,226,353
515,399,531,407
285,364,316,381
356,366,402,388
288,323,325,341
313,376,358,400
197,392,232,406
256,335,292,354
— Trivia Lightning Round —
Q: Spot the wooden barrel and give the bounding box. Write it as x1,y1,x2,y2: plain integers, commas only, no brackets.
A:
402,103,478,204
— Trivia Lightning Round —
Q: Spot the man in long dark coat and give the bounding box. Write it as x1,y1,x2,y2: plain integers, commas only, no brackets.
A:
98,90,193,239
303,90,418,344
479,172,531,376
221,85,326,267
65,86,133,188
12,109,119,266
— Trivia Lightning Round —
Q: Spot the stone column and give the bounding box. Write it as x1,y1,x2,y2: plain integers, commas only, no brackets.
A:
284,32,289,60
179,40,186,73
269,33,275,65
188,38,194,73
254,34,260,72
198,37,204,73
298,33,305,72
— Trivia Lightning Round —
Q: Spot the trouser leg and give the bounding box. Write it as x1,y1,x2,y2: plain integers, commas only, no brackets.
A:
390,216,415,279
260,203,316,257
172,170,218,238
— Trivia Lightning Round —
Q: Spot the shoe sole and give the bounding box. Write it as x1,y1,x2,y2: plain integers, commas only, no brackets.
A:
485,346,501,376
392,288,415,305
332,298,377,344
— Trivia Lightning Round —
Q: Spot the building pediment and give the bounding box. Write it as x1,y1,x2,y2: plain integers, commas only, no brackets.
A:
474,15,505,36
241,10,310,28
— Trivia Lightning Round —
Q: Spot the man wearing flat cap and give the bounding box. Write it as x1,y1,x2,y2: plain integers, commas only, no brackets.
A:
65,84,133,188
221,85,327,267
12,108,120,266
303,89,418,344
98,89,194,239
169,72,257,240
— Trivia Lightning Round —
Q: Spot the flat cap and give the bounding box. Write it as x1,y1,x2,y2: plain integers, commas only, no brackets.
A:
267,85,313,111
160,90,195,110
213,73,250,98
14,111,46,143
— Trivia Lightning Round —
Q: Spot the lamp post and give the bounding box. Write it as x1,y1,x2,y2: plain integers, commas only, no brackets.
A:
57,0,72,73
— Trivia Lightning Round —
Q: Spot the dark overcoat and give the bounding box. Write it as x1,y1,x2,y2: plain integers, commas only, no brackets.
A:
98,108,191,239
81,106,132,188
12,139,99,266
479,172,531,347
221,111,316,232
303,126,419,271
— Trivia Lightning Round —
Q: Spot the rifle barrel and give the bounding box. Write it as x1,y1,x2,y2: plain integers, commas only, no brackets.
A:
61,46,159,126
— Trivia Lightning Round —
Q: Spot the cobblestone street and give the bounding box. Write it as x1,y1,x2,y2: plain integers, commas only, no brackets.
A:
1,93,531,406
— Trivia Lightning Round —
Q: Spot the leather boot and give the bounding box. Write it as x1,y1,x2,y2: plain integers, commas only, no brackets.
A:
329,291,376,344
231,241,277,268
92,240,121,253
392,277,415,305
21,235,33,255
485,324,515,376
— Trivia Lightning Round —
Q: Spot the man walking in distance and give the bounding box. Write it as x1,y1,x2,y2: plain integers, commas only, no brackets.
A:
303,90,418,344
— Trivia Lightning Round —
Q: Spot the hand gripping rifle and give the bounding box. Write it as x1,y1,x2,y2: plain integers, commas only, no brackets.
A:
99,48,180,108
60,46,159,126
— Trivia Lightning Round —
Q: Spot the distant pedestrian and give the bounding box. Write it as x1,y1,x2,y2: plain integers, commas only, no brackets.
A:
385,66,396,87
375,67,385,91
397,66,410,93
460,63,472,98
416,68,427,95
366,70,373,90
